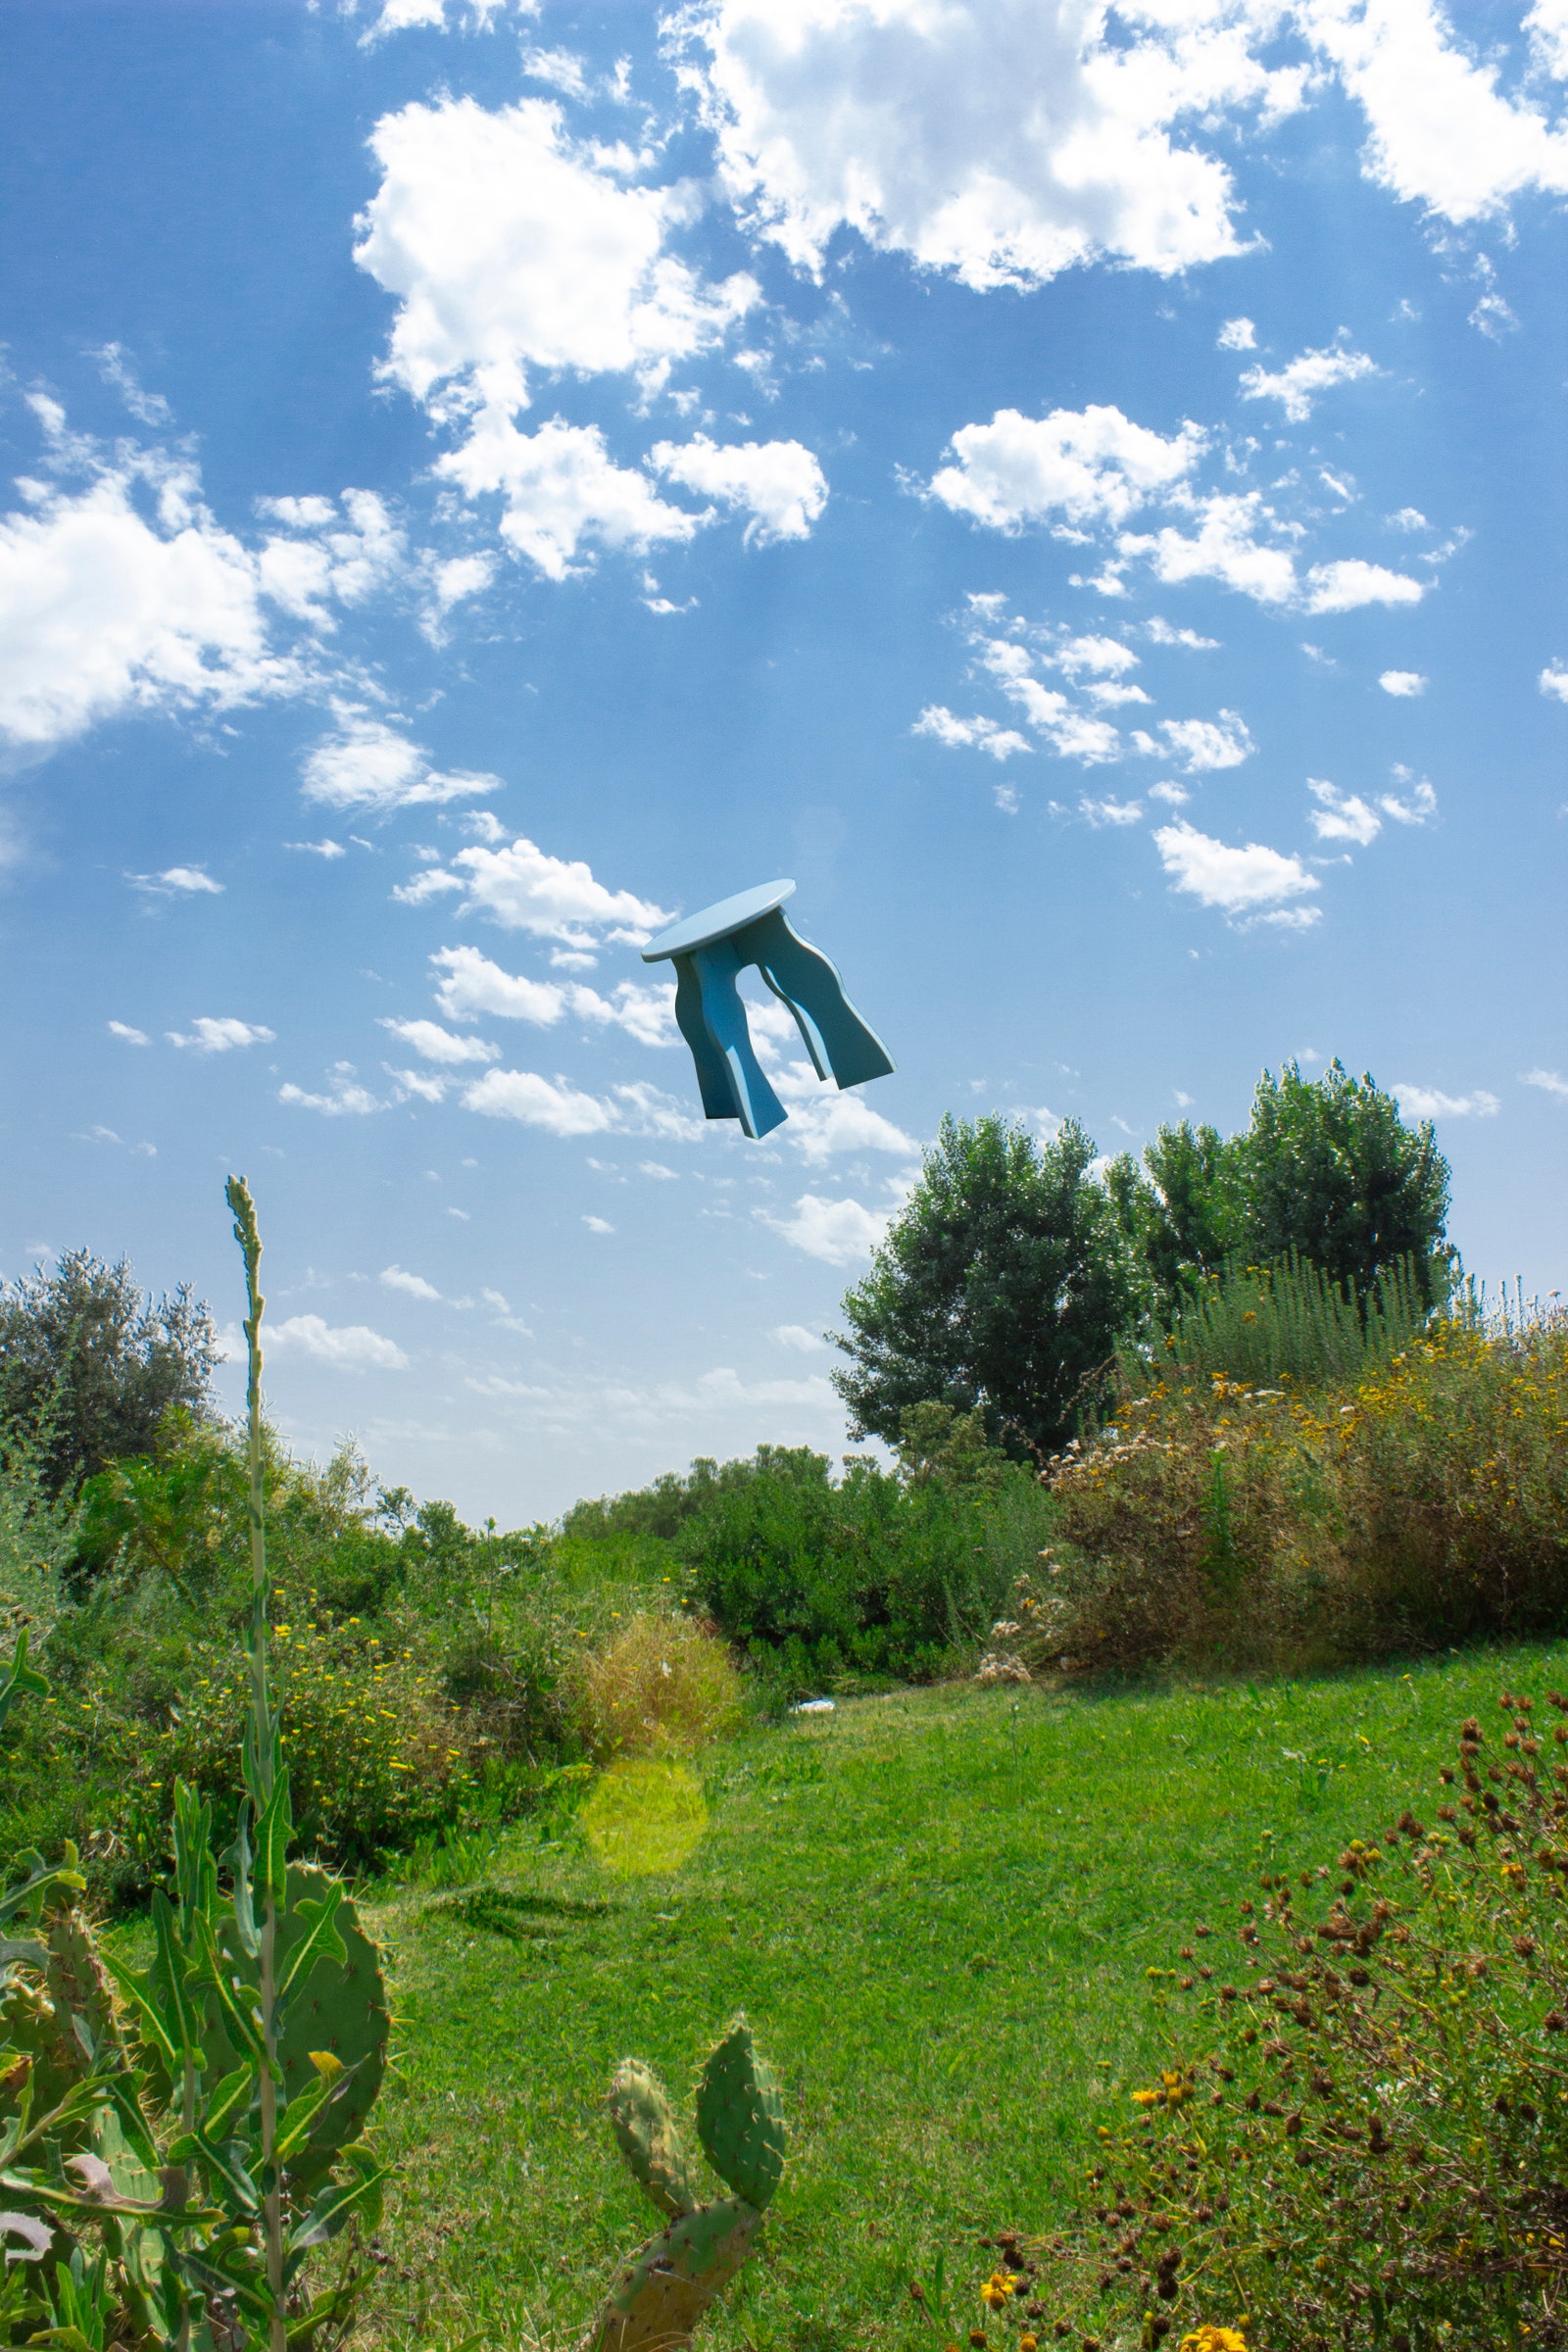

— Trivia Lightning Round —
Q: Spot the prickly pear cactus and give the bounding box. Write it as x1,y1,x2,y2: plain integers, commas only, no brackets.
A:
608,2059,698,2222
589,2018,786,2352
204,1862,389,2188
694,2020,784,2214
0,1897,120,2127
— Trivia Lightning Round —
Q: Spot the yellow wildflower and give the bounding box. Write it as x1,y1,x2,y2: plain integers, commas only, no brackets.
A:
1180,2329,1247,2352
980,2272,1018,2309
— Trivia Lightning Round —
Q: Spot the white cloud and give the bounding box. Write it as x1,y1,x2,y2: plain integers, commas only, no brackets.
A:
1301,558,1425,612
583,1214,616,1235
760,1191,890,1267
266,1314,410,1371
1541,662,1568,704
430,944,567,1025
420,840,669,949
126,864,223,898
1120,490,1298,605
649,435,828,545
254,489,407,622
438,416,706,580
357,96,758,417
1239,337,1377,422
1080,795,1144,828
1145,616,1220,649
419,551,496,641
1151,711,1254,771
679,1,1308,291
379,1016,500,1065
929,405,1202,530
1153,818,1322,919
1523,1067,1568,1102
1051,633,1139,678
462,1066,617,1136
0,424,301,754
107,1020,148,1045
301,712,500,812
765,1063,917,1166
911,706,1032,760
278,1065,384,1116
1379,668,1427,696
1307,777,1382,846
1392,1083,1500,1120
640,1160,678,1180
1379,774,1437,824
283,837,348,858
1298,0,1568,225
381,1263,443,1300
773,1323,826,1352
1216,317,1257,350
1387,506,1429,532
167,1015,275,1053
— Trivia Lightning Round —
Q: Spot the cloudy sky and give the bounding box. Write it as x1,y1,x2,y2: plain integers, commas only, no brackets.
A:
3,0,1565,1523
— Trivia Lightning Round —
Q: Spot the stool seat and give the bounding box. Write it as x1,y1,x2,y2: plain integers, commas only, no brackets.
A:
641,878,894,1141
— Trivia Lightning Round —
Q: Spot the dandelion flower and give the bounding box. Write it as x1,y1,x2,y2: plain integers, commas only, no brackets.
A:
980,2273,1018,2309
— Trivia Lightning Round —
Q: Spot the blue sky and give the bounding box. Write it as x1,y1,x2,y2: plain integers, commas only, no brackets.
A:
2,0,1565,1524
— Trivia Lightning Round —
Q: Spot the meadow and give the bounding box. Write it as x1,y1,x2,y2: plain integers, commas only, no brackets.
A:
328,1640,1568,2352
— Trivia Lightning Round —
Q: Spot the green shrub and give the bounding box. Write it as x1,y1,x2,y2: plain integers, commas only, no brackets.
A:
582,1609,744,1757
1025,1308,1568,1676
673,1438,1056,1691
1147,1249,1447,1390
998,1688,1568,2348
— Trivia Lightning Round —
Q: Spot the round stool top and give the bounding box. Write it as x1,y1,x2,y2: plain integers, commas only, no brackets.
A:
641,878,796,963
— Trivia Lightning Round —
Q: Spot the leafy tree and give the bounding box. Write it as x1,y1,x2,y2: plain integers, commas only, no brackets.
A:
0,1249,219,1494
831,1113,1148,1458
1118,1061,1451,1316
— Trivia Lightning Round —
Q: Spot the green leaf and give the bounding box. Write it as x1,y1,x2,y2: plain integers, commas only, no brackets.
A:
271,2077,333,2166
97,1955,179,2081
224,1802,260,1961
274,1883,347,2009
286,2151,390,2253
149,1893,205,2068
191,1916,264,2065
254,1774,293,1905
200,2064,256,2145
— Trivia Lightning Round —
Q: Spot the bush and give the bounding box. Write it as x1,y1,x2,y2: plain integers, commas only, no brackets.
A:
673,1437,1057,1691
998,1689,1568,2348
583,1610,744,1758
1024,1308,1568,1677
1152,1249,1446,1389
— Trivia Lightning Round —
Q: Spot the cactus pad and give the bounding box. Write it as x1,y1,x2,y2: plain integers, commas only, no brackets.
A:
207,1864,388,2188
589,2198,761,2352
609,2060,698,2221
694,2020,784,2214
0,1902,117,2127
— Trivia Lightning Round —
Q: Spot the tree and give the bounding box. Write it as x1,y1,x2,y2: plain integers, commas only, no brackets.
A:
831,1114,1148,1458
1120,1061,1452,1317
0,1250,220,1494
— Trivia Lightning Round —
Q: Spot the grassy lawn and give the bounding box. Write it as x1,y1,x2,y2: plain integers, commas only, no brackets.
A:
359,1640,1568,2352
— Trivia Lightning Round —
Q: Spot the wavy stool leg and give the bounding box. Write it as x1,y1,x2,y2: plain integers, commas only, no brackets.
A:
690,941,788,1140
672,956,740,1122
743,908,896,1091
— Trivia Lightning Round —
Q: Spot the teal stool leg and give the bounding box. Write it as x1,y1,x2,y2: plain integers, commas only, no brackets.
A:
672,956,739,1122
742,908,896,1091
690,941,788,1140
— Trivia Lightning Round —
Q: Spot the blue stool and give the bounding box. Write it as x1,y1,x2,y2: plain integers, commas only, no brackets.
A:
641,880,895,1140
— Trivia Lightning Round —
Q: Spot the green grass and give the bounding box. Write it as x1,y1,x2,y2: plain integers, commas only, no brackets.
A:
342,1641,1568,2350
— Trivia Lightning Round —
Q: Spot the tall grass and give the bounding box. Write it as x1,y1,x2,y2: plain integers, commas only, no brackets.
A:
1138,1247,1449,1390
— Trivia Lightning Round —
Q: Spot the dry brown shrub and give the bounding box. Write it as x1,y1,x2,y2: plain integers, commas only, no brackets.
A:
582,1610,743,1760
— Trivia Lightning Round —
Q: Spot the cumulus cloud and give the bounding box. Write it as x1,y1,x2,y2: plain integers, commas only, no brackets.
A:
1379,774,1438,824
438,416,706,579
1301,558,1425,612
412,841,669,951
167,1016,275,1053
773,1323,827,1352
678,0,1308,291
0,414,302,755
301,712,501,812
361,0,507,44
265,1314,409,1370
1392,1083,1500,1119
1541,662,1568,703
583,1214,615,1235
1523,1067,1568,1102
126,865,223,898
648,435,828,544
380,1264,443,1299
1217,317,1257,350
929,405,1202,530
1148,711,1254,771
1239,337,1377,421
253,489,407,622
1120,490,1298,605
1307,778,1382,846
1079,795,1144,828
1298,0,1568,225
1153,819,1321,921
759,1191,891,1266
1380,668,1427,696
378,1016,499,1065
107,1020,148,1045
911,706,1032,760
462,1067,617,1136
278,1065,384,1116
